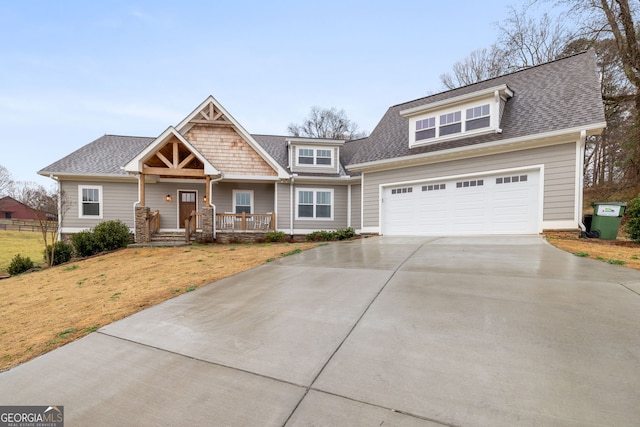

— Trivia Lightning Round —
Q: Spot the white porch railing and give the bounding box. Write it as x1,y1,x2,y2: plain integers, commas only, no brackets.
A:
216,212,275,232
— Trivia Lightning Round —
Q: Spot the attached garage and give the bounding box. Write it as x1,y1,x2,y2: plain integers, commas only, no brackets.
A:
381,169,540,235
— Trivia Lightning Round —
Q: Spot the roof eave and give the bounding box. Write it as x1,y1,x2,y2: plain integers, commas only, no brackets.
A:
348,122,606,172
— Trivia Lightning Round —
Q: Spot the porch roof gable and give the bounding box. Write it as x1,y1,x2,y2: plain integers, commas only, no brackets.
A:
123,126,221,176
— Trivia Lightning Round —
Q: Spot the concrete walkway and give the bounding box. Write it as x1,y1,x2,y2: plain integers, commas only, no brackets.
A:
1,236,639,426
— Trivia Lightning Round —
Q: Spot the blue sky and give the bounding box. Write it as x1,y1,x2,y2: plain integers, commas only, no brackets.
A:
1,0,529,187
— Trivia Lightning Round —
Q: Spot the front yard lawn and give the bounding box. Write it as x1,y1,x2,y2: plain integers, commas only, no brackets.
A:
0,242,315,372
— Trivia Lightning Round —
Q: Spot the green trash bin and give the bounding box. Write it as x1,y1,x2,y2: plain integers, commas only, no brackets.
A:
590,202,627,240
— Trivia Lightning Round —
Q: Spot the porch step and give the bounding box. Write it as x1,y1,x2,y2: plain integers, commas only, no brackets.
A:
150,232,193,243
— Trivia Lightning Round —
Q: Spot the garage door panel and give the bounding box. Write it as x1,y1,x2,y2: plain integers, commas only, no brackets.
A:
382,170,539,236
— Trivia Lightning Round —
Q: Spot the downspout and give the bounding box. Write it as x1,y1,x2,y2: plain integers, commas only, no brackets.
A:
49,175,61,241
289,175,295,236
132,174,142,241
578,130,587,233
209,173,225,240
347,184,352,228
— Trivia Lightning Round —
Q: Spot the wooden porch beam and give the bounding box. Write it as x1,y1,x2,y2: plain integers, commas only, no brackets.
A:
142,167,205,178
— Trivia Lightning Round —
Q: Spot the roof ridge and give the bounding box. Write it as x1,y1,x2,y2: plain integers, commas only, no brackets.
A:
103,134,154,139
390,49,593,109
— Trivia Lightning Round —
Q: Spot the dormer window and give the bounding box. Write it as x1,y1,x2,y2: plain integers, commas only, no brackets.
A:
439,111,462,136
287,137,345,175
296,147,334,167
299,148,314,164
316,149,332,165
416,117,436,141
401,84,513,148
465,104,490,131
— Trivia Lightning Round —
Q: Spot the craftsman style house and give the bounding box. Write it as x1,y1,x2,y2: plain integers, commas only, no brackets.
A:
39,51,605,243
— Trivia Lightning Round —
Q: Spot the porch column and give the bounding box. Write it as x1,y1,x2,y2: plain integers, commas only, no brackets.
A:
138,174,146,207
201,206,214,242
205,175,211,205
135,206,150,243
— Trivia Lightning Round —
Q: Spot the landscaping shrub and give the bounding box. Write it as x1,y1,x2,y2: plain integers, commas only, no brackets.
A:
306,230,335,241
44,241,74,266
8,254,34,276
626,195,640,242
334,227,355,240
264,231,287,242
71,230,98,257
306,228,356,242
92,220,132,251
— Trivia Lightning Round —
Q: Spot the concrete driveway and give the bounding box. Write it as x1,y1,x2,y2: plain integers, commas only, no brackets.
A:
1,236,639,426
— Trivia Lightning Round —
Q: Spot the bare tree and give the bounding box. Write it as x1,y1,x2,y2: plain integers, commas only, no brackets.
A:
496,6,574,71
288,106,368,140
0,165,13,197
551,0,640,182
16,183,66,267
441,46,509,89
441,6,572,90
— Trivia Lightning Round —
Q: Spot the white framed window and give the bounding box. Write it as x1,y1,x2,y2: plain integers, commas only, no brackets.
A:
298,148,314,165
296,188,333,220
296,147,334,167
232,190,253,214
416,117,436,141
465,104,490,131
439,110,462,136
409,100,496,146
316,149,332,165
78,185,103,218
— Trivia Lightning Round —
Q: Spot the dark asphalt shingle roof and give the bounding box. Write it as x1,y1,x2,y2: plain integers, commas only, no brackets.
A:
39,135,154,176
346,50,605,166
39,51,604,178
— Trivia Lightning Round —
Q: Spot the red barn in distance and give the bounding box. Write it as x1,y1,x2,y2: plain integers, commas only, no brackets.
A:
0,196,45,221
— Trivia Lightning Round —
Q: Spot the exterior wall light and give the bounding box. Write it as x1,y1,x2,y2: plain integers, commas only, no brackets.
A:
166,194,172,202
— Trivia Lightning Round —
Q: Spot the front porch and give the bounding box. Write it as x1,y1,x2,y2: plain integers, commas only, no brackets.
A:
136,208,276,244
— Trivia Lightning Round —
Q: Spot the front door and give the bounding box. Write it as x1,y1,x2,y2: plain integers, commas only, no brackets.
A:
178,191,196,229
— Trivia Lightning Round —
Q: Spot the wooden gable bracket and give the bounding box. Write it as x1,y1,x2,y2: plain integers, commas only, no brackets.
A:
189,102,233,127
143,140,205,178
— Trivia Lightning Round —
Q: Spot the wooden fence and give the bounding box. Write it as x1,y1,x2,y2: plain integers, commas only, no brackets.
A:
0,219,56,232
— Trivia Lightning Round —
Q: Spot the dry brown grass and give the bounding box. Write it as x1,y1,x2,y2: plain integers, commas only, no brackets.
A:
0,242,315,372
544,231,640,270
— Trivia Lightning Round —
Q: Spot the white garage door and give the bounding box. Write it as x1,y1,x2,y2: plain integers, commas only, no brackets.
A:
382,170,540,235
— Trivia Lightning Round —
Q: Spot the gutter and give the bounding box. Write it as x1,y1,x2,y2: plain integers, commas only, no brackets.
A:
578,130,588,233
348,122,607,172
209,173,225,240
49,174,61,241
289,175,295,236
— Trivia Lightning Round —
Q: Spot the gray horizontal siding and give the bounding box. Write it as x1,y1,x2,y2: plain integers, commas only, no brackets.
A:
211,182,275,214
61,180,138,229
362,142,577,228
145,182,207,229
276,183,350,231
350,184,362,229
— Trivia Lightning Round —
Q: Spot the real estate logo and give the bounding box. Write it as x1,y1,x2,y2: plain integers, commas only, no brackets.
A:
0,406,63,427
